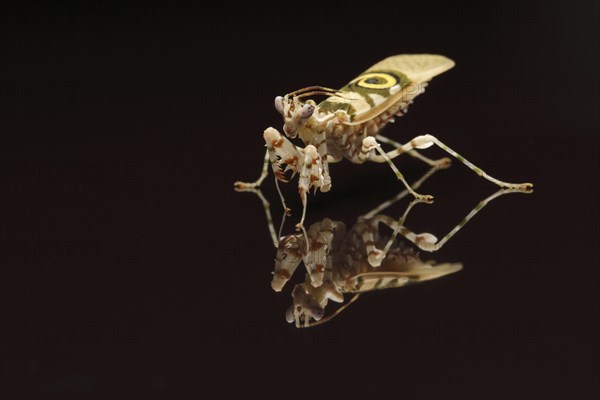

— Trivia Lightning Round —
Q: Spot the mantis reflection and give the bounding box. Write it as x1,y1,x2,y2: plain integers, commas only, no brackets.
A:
240,167,531,328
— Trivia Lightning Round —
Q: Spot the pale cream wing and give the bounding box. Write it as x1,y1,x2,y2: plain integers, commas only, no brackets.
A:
318,54,455,125
370,54,455,84
346,262,462,293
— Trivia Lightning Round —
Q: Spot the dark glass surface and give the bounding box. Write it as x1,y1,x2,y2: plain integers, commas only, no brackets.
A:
0,2,598,398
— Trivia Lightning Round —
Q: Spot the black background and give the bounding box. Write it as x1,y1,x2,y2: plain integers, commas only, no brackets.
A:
0,1,598,399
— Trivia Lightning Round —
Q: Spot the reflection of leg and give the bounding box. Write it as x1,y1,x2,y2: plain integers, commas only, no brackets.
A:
364,199,425,267
362,137,435,203
299,292,361,329
233,146,284,247
382,188,532,253
376,134,451,169
358,166,437,266
361,166,439,220
378,134,533,191
303,219,337,288
243,188,280,248
233,131,295,217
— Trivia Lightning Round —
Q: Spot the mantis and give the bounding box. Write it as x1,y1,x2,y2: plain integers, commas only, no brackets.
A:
234,55,533,231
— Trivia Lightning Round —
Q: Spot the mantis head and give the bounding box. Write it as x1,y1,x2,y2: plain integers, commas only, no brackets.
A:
285,284,325,328
274,95,316,138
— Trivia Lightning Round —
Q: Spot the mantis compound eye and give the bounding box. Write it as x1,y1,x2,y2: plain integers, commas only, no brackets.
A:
309,306,324,321
299,103,314,119
274,96,284,114
285,306,295,323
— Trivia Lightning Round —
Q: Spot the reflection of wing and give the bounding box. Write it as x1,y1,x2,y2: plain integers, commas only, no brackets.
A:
345,262,462,293
319,54,455,125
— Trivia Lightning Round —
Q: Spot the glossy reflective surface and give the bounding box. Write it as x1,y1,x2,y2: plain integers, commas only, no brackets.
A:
0,2,598,399
242,173,531,328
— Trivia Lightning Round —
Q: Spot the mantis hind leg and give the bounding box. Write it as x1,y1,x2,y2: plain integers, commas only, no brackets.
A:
374,134,533,191
375,134,452,170
361,136,435,203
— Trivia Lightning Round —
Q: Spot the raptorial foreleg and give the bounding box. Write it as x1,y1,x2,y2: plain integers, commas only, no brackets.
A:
297,144,325,231
264,127,305,215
